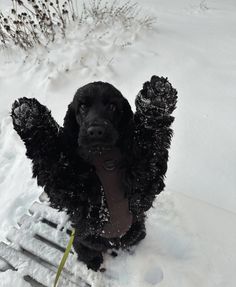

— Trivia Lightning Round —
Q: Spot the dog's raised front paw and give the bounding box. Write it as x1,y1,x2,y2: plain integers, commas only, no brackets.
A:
11,97,42,132
136,76,178,117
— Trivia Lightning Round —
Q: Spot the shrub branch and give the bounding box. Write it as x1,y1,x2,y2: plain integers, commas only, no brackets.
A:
0,0,156,50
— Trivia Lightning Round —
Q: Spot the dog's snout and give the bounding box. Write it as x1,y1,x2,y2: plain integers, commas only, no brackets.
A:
87,125,105,139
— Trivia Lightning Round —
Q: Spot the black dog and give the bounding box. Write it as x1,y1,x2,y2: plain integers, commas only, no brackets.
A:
11,76,177,271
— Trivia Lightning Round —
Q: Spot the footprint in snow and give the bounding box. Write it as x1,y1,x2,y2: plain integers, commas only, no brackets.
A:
143,265,163,286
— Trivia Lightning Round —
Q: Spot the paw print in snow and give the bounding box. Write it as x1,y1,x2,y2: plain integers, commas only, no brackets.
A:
143,264,163,286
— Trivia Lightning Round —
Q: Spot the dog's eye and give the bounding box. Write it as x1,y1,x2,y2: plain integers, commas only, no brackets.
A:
108,103,116,112
79,104,88,113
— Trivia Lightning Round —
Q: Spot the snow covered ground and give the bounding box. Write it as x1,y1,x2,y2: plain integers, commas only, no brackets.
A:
0,0,236,286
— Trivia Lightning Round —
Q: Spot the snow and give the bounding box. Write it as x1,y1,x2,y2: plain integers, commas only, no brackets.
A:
0,0,236,286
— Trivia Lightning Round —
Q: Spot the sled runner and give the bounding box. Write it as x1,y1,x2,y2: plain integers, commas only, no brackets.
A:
0,193,90,287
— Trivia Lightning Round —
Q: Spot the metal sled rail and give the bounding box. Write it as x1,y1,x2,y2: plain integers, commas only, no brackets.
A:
0,193,90,287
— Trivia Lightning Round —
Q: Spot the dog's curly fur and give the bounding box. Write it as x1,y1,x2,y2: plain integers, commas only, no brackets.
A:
11,76,177,271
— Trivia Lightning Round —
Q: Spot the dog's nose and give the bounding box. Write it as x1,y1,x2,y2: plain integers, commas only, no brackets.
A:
87,125,105,139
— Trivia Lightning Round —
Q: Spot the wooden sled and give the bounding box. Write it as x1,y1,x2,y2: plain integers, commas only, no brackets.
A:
0,193,90,287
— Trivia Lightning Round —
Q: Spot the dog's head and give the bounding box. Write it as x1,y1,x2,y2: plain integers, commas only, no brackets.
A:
63,82,133,159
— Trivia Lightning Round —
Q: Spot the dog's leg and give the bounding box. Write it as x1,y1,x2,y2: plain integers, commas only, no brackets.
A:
131,76,178,215
11,98,85,211
120,218,146,249
11,97,64,187
11,98,68,203
73,240,104,271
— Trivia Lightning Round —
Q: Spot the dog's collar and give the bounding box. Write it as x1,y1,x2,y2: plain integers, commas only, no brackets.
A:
91,147,123,172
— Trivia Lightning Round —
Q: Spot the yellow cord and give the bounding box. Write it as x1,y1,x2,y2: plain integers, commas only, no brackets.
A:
53,228,75,287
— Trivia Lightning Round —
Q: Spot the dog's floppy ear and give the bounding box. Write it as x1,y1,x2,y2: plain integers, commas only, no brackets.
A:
63,102,79,150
